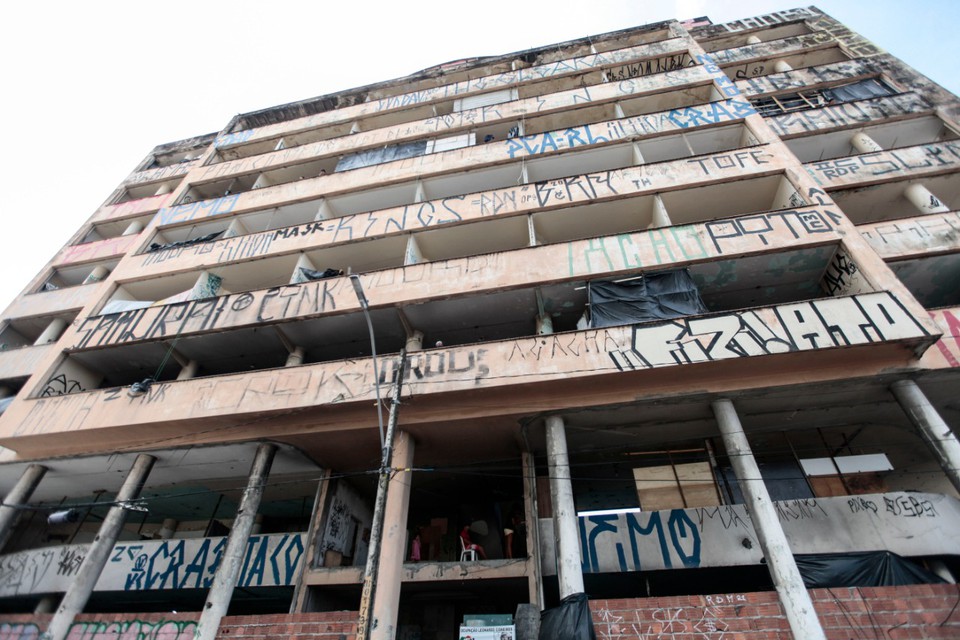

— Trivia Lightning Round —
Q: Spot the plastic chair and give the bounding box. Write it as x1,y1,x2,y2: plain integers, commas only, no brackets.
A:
459,535,478,561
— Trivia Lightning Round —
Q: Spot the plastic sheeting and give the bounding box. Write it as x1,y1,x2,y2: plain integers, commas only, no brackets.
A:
299,267,343,281
795,551,945,589
588,269,707,328
822,78,896,104
148,230,224,252
335,140,428,172
539,593,596,640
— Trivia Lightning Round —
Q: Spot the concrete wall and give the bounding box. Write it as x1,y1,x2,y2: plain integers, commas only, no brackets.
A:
539,492,959,575
0,532,304,597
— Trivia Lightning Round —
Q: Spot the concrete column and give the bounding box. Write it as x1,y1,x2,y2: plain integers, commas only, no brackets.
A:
746,35,762,45
773,60,793,73
522,451,544,609
285,347,305,367
850,131,883,154
0,464,47,551
891,380,960,495
544,415,584,598
34,596,57,614
157,518,178,540
371,430,415,640
122,220,144,236
648,195,671,229
177,360,199,380
536,315,554,335
82,266,109,285
904,183,950,214
194,443,277,640
405,331,424,352
712,399,826,640
34,318,67,346
43,454,156,640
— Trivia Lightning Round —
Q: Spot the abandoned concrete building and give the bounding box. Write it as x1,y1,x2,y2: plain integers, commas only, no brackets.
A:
0,5,957,640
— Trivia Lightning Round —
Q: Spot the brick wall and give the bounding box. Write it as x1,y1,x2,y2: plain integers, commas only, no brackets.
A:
590,584,960,639
0,611,358,640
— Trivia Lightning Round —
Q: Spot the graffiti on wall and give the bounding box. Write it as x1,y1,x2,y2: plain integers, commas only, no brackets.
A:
0,620,197,640
609,292,927,371
542,492,959,577
860,212,960,258
0,533,303,597
929,308,960,368
806,141,960,186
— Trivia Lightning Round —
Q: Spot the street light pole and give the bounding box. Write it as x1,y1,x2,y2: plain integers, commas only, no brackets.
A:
357,348,406,640
350,274,385,449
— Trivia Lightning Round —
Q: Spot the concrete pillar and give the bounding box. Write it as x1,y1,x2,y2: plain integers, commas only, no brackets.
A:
154,183,173,196
850,131,883,154
177,360,199,380
43,454,156,640
370,431,415,640
122,220,145,236
544,415,584,598
285,347,305,367
0,464,47,551
522,451,544,609
773,60,793,73
82,266,109,285
746,35,762,45
157,518,178,540
34,596,58,615
405,331,424,353
34,318,67,346
891,380,960,495
648,195,671,229
194,443,277,640
904,183,950,214
712,399,826,640
536,315,554,335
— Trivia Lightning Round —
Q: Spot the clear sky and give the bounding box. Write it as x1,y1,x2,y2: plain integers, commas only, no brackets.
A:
0,0,956,311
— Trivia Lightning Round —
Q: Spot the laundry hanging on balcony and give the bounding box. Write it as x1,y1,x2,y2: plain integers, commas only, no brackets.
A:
585,268,708,328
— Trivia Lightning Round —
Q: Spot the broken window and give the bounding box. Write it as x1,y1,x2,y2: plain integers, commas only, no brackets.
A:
750,78,897,117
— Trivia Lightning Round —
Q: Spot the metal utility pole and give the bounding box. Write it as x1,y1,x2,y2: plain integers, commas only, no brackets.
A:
357,348,406,640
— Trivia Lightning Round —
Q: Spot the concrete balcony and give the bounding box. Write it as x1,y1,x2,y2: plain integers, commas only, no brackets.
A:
0,289,936,456
122,158,198,187
166,96,759,224
539,492,960,575
0,344,53,380
91,193,172,224
123,148,795,282
2,285,96,322
80,200,840,350
861,211,960,260
805,141,960,190
51,235,139,268
734,58,876,97
213,37,692,151
195,64,713,185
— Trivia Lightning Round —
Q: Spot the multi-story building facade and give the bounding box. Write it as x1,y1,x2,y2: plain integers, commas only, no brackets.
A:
0,6,957,639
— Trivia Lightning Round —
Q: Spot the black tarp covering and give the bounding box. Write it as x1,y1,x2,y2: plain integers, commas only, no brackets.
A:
335,140,429,172
588,269,707,328
299,267,342,281
795,551,945,589
822,78,896,103
149,230,224,252
539,593,596,640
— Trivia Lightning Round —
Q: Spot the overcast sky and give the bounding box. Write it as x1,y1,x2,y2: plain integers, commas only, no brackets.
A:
0,0,956,312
